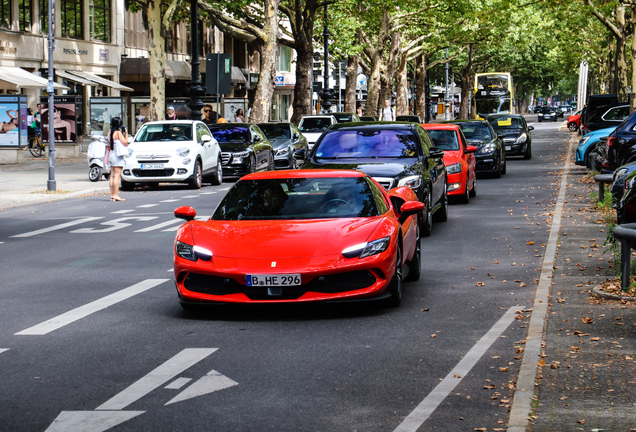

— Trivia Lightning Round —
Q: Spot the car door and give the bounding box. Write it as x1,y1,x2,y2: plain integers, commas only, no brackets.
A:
291,123,307,155
195,123,214,174
459,129,476,186
418,126,444,206
250,125,270,170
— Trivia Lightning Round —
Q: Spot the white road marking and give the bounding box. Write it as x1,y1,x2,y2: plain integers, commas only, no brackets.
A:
11,217,103,238
180,195,199,198
133,219,182,233
393,306,522,432
162,215,206,231
70,216,158,233
166,369,238,405
199,192,217,195
111,210,134,214
167,269,174,272
45,411,145,432
15,279,168,335
160,199,180,203
136,204,158,208
96,348,218,410
0,348,8,354
165,377,192,390
0,242,4,245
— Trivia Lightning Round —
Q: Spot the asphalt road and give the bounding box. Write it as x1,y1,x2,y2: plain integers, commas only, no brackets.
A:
0,119,569,432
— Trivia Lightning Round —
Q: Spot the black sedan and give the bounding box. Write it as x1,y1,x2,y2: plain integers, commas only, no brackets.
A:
616,169,636,224
486,114,534,159
603,110,636,172
581,104,630,136
257,122,308,169
302,122,447,236
207,123,275,180
441,119,507,177
536,106,558,122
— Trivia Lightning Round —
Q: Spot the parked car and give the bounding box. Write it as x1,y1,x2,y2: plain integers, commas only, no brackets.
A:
568,109,583,132
559,104,570,114
603,111,636,173
610,161,636,205
207,123,275,180
616,169,636,223
441,119,507,177
421,123,477,203
581,104,630,136
257,122,308,169
575,126,616,168
359,116,377,122
121,120,222,191
331,112,361,123
536,106,558,122
583,94,619,125
173,170,424,309
396,115,422,123
486,114,534,159
298,115,338,151
302,122,448,236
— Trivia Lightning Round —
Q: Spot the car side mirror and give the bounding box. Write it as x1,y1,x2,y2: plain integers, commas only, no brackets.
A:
398,201,425,224
429,147,444,159
465,145,478,153
202,135,212,143
528,126,534,131
174,206,196,221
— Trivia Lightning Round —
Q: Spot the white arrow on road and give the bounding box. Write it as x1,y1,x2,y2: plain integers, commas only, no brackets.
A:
45,411,144,432
166,369,238,405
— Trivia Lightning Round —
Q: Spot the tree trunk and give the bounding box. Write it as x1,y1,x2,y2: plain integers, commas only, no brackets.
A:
459,44,473,120
250,0,279,123
147,0,166,121
379,32,400,112
415,54,427,121
291,40,312,125
632,8,636,113
615,5,628,102
344,55,359,113
395,51,408,115
366,53,382,116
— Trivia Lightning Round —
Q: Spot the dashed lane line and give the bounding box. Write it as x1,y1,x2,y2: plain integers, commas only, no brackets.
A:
137,204,159,208
180,195,199,199
134,219,183,233
14,279,169,336
0,348,8,355
160,199,180,203
11,217,104,238
393,306,522,432
111,210,135,214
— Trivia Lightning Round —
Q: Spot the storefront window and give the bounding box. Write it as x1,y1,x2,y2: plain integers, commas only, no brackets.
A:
19,0,32,32
39,0,47,33
61,0,83,39
279,46,291,72
0,0,10,29
90,0,110,42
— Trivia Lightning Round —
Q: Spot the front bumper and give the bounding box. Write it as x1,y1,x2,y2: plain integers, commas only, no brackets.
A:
220,152,252,178
502,140,527,156
446,172,466,196
122,160,193,183
274,154,294,169
475,154,498,173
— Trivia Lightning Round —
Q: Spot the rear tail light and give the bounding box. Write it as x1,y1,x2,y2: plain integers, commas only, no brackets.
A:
607,136,616,148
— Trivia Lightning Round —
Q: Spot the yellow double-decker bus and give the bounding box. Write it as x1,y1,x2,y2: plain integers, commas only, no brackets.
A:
474,72,514,119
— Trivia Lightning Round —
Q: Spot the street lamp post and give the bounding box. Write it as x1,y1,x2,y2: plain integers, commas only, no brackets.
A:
320,4,332,113
47,0,55,191
188,0,205,121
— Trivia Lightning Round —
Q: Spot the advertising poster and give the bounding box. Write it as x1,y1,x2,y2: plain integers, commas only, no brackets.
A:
90,100,123,136
223,100,246,122
0,97,21,147
41,102,77,143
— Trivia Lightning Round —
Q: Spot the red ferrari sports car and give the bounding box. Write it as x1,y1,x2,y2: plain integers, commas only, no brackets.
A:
421,124,477,203
172,170,424,308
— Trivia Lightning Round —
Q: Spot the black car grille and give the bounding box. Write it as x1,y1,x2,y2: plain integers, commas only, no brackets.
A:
183,270,377,300
221,152,232,165
132,169,176,177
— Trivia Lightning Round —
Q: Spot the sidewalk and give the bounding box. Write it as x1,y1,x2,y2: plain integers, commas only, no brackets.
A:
528,142,636,430
0,155,110,210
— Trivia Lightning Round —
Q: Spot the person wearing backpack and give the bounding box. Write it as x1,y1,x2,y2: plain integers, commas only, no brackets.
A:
379,99,395,121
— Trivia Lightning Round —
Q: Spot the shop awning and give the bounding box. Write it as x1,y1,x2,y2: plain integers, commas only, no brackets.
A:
65,71,134,92
231,67,247,84
0,67,69,90
165,59,192,81
56,70,97,86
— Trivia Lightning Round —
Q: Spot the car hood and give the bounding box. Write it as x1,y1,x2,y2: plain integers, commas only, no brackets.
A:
300,132,323,142
303,160,416,178
269,138,292,149
442,150,463,165
219,142,251,152
190,218,383,259
129,141,192,154
585,126,617,139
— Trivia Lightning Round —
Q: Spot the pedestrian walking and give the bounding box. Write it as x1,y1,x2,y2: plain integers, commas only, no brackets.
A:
166,106,177,120
379,99,396,121
108,117,128,202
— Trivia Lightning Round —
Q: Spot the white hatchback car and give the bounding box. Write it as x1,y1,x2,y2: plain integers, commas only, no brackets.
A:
121,120,222,190
298,115,337,151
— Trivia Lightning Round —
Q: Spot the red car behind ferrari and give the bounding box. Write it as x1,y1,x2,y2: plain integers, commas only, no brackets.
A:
173,170,424,309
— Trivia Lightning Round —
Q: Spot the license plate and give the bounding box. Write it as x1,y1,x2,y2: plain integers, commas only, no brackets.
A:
141,163,164,170
246,274,301,286
505,146,511,151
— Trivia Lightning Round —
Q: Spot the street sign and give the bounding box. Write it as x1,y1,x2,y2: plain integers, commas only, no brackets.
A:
313,82,323,92
205,54,232,95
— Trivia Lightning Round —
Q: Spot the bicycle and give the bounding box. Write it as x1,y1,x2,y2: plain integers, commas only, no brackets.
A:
28,129,45,158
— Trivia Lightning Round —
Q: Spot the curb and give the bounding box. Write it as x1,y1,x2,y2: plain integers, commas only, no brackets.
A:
591,285,636,301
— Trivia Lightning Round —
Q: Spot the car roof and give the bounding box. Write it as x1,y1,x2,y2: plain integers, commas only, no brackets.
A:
329,121,417,130
420,123,461,131
207,123,251,130
241,169,367,181
140,120,200,125
440,119,488,125
300,115,335,119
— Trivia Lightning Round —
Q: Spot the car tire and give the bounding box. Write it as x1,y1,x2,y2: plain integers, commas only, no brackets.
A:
524,144,532,160
405,225,421,281
553,117,557,122
433,183,448,222
421,188,433,237
469,178,476,197
384,245,403,307
494,162,502,178
568,122,578,132
459,174,470,204
89,165,102,182
209,159,222,185
120,179,135,191
501,157,507,175
538,118,542,123
188,160,202,189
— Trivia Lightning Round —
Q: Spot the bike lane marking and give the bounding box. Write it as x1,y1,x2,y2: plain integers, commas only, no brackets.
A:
394,306,522,432
11,217,103,238
14,279,168,335
134,219,182,232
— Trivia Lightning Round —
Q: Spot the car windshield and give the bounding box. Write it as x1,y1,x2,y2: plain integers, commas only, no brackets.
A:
476,98,511,116
456,123,493,141
212,177,379,220
208,126,250,143
136,124,192,142
299,118,332,132
426,130,460,150
314,129,419,159
332,113,355,122
258,124,291,140
488,117,523,129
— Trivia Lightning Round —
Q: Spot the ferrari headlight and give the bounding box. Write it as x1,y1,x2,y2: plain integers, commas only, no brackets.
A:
359,236,391,258
479,143,496,155
514,133,527,144
447,163,462,174
176,147,190,157
276,147,290,157
397,175,422,190
176,241,212,261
